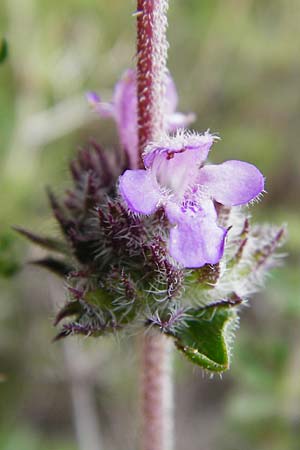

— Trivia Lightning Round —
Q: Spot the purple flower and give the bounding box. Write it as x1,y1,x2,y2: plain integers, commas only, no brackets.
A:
87,69,195,169
119,130,264,268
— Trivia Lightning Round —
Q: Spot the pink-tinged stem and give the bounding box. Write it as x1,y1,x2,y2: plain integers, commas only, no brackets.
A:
140,332,173,450
136,0,169,167
136,1,173,449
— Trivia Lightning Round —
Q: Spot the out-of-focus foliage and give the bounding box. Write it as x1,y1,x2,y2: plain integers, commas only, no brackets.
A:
0,0,299,449
0,38,8,64
0,231,20,278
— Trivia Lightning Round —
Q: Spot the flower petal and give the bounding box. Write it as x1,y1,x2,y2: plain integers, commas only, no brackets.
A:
143,130,215,199
168,215,227,268
164,73,178,115
197,160,264,206
164,74,196,131
143,130,214,168
86,92,115,118
166,199,226,268
114,69,139,169
167,112,196,132
88,71,196,170
87,71,138,169
119,170,161,214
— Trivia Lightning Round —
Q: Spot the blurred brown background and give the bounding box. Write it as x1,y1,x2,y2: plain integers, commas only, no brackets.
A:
0,1,300,449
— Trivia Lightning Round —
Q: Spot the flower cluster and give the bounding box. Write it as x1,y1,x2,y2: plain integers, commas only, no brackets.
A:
17,71,285,372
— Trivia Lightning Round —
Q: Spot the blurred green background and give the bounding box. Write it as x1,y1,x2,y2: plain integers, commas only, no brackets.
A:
1,0,300,449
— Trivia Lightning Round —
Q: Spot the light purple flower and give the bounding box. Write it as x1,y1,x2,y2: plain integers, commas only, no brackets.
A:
119,130,264,268
87,69,195,169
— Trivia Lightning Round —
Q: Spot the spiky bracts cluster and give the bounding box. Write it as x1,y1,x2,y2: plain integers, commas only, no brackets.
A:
17,144,285,372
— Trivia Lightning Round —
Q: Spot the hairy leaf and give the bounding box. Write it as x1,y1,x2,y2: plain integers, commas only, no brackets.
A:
171,302,239,372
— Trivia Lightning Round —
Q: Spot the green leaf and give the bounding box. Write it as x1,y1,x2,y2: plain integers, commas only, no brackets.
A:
0,38,8,64
172,302,239,372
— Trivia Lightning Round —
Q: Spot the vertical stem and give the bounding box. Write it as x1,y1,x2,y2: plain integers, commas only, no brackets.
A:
141,333,173,450
136,1,173,449
136,0,169,165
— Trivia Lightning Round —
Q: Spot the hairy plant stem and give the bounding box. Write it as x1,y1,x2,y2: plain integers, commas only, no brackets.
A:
136,1,173,450
136,0,169,167
140,333,173,450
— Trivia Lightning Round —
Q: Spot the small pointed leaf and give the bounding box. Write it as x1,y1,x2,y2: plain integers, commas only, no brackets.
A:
54,301,82,326
13,226,69,254
47,188,75,235
171,302,239,372
30,257,73,277
53,328,72,341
